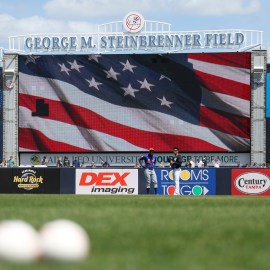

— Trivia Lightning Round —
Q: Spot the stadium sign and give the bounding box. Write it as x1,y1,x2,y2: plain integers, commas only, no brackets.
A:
0,168,60,194
13,169,43,191
156,168,216,196
75,169,138,195
24,32,245,51
20,153,250,167
8,11,263,53
232,169,270,196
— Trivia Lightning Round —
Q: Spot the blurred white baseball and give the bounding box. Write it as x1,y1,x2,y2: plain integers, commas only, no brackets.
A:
0,220,41,262
39,219,90,261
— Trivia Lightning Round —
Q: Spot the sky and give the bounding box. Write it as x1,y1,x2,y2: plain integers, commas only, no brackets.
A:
0,0,269,51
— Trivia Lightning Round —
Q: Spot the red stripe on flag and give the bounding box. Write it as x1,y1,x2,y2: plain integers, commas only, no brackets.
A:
188,52,251,69
193,70,250,100
19,128,90,152
200,106,250,138
19,94,228,152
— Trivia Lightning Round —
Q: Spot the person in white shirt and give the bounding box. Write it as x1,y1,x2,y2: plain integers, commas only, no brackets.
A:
168,147,182,195
189,158,195,168
213,159,221,168
0,159,7,167
41,156,48,165
197,159,204,168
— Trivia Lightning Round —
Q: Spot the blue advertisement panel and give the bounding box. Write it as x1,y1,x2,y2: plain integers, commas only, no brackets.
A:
156,168,216,196
266,64,270,162
266,64,270,117
267,118,270,162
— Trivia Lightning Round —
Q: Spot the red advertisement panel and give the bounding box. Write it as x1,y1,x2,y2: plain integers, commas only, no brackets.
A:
76,169,138,195
232,169,270,196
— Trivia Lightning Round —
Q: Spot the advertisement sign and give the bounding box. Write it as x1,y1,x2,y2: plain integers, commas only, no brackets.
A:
156,168,216,196
232,169,270,196
20,152,250,167
76,169,138,195
0,168,60,194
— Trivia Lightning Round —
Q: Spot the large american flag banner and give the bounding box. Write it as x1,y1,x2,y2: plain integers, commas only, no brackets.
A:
18,52,251,152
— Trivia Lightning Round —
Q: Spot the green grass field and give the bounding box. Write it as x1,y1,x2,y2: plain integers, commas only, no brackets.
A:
0,195,270,270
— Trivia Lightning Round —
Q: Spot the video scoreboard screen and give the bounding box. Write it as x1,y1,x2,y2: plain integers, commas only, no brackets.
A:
18,52,251,152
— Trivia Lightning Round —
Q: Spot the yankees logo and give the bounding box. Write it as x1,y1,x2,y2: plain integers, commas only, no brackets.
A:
123,12,145,33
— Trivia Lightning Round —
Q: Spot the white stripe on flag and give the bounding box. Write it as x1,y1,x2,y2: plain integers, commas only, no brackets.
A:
19,107,146,151
19,73,249,151
188,58,250,85
201,87,250,117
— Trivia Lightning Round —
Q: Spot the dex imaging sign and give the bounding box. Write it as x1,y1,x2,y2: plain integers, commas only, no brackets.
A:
9,11,261,54
76,169,138,195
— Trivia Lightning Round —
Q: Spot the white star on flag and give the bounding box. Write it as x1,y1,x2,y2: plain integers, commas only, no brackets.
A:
104,67,120,81
88,55,102,63
120,60,136,73
68,60,84,72
58,63,71,75
157,96,173,108
25,55,40,65
159,74,172,81
86,77,103,90
122,84,139,97
137,78,155,92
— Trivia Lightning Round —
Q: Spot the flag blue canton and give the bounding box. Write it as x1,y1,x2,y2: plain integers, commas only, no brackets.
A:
19,54,201,125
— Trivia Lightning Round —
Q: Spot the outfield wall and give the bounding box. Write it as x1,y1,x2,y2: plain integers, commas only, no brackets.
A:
0,168,269,196
2,51,268,167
